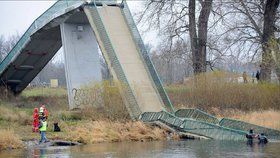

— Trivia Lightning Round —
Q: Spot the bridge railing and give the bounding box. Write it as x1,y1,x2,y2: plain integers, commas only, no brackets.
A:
175,108,220,124
220,118,280,140
84,2,142,119
121,1,175,113
141,111,247,141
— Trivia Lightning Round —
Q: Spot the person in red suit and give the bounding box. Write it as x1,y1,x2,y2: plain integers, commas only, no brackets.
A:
33,108,39,132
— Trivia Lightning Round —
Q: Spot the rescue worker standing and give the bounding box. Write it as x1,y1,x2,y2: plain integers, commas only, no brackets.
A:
243,71,248,83
39,117,48,144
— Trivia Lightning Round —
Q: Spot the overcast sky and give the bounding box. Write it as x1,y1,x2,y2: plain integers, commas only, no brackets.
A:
0,1,159,63
0,1,158,44
0,1,56,37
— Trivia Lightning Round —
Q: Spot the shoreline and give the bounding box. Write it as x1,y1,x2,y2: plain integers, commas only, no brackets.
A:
0,120,179,151
1,110,280,152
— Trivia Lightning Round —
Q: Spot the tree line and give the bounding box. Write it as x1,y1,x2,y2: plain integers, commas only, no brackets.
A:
138,0,280,82
1,0,279,85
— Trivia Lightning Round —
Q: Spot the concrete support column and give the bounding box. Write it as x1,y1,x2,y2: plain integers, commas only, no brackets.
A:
60,23,102,109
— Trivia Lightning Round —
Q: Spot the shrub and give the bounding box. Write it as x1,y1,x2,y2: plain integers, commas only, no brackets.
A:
63,120,168,144
0,129,23,151
0,105,32,125
60,111,83,121
166,71,280,113
219,110,280,130
68,81,130,121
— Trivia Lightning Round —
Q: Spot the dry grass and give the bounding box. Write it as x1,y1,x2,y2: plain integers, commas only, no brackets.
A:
21,87,67,98
167,71,280,112
0,105,32,125
218,110,280,130
61,120,169,144
0,81,175,148
56,81,130,121
0,129,23,151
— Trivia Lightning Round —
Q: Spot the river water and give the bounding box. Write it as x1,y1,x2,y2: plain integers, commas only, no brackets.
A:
1,140,280,158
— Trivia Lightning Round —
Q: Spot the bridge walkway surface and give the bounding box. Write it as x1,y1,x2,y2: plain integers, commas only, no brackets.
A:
84,4,166,117
0,0,279,141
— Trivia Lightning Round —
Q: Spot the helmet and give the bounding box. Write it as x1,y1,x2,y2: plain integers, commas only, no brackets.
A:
249,129,253,134
34,108,38,113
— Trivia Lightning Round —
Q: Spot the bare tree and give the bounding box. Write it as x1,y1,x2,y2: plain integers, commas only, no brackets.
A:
189,0,213,74
216,0,280,82
0,34,20,62
261,0,280,81
34,61,66,87
150,40,193,84
138,0,213,75
0,35,4,61
271,38,280,81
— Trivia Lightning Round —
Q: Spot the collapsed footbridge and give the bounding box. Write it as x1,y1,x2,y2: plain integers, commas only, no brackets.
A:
0,0,279,141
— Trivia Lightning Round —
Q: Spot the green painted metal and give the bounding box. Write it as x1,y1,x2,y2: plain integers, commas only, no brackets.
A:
141,111,247,141
175,108,220,124
0,0,84,74
220,118,280,140
84,2,142,119
181,118,247,141
120,1,175,114
175,108,280,140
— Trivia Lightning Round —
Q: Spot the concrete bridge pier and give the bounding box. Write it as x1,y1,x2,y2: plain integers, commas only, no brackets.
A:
60,23,102,109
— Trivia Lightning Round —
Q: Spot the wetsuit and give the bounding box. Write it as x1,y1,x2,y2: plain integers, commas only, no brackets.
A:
258,134,268,144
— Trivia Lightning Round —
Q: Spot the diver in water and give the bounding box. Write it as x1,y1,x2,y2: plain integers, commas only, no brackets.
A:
246,129,257,145
246,129,269,145
258,133,268,144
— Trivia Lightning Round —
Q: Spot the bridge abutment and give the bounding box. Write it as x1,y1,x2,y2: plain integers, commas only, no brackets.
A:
60,23,102,109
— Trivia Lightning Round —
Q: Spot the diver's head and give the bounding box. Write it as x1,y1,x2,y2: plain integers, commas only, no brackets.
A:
249,129,253,133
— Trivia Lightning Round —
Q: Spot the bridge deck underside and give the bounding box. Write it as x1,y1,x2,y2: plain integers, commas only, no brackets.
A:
0,26,62,93
0,8,92,93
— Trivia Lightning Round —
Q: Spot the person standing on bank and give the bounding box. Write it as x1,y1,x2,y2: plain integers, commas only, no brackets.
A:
39,117,48,144
256,70,260,81
243,71,248,83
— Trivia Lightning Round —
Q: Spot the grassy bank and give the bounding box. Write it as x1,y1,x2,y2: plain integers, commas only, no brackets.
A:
218,110,280,130
0,104,173,150
0,130,23,151
0,75,279,151
165,72,280,130
0,83,175,151
166,71,280,112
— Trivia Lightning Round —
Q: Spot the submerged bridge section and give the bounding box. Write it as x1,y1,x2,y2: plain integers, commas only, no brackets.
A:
141,109,280,141
1,0,279,141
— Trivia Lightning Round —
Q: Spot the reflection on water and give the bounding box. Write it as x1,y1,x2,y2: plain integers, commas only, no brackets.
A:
0,140,280,158
31,146,70,158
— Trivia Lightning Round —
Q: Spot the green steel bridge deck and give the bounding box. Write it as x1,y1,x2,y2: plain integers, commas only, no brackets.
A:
0,0,279,141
